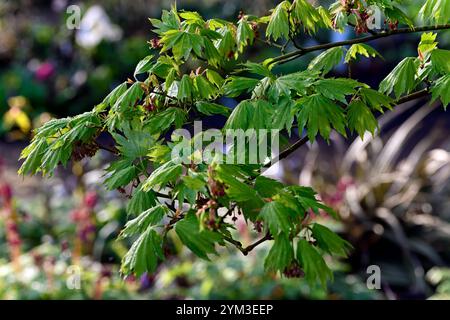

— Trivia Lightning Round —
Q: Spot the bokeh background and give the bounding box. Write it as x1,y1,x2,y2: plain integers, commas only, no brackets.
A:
0,0,449,299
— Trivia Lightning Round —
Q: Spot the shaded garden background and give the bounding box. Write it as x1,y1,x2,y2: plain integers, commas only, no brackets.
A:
0,0,449,299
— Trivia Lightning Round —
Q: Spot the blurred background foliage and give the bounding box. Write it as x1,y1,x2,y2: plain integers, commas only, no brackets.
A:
0,0,449,299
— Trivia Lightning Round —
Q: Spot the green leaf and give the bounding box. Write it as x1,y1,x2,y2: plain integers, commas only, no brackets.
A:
419,0,450,25
175,212,222,260
18,139,48,175
203,39,222,67
241,61,273,78
258,201,291,237
121,228,164,276
418,32,438,60
270,96,295,133
268,70,317,100
178,74,193,101
431,49,450,75
266,1,290,41
222,77,259,97
314,78,363,103
345,44,382,63
214,165,261,203
142,160,183,191
179,11,204,23
296,94,347,142
206,69,225,88
236,18,255,52
431,74,450,109
114,82,144,111
160,30,204,61
285,185,337,219
252,99,273,129
264,233,294,273
40,144,71,174
126,186,158,217
145,107,188,135
385,6,414,28
150,8,180,35
347,99,378,138
224,100,254,130
215,27,236,58
104,166,137,190
195,101,230,116
112,123,154,161
254,176,284,198
308,47,344,75
193,75,217,100
96,82,127,112
120,205,168,239
134,55,154,79
297,239,333,287
359,87,393,112
312,223,352,257
292,0,327,34
379,57,418,98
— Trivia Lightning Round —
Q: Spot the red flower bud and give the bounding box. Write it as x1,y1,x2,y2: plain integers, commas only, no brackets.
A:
84,191,98,208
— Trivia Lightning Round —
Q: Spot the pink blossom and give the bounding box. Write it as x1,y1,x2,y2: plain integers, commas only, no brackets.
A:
35,62,55,81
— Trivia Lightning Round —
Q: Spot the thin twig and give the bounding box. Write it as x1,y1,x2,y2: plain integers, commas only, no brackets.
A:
269,24,450,66
264,136,309,168
96,142,118,155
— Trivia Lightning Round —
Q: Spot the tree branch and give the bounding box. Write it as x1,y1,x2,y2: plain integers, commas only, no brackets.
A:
241,232,273,255
223,232,273,256
396,88,430,105
95,141,118,155
269,24,450,66
263,135,309,168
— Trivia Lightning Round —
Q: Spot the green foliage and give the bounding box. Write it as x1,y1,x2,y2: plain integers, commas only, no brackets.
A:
419,0,450,25
175,212,223,260
18,2,450,287
379,57,419,98
308,47,345,75
347,99,379,138
431,75,450,109
266,1,290,41
121,228,164,276
345,44,382,63
296,94,347,142
311,224,353,258
297,239,333,287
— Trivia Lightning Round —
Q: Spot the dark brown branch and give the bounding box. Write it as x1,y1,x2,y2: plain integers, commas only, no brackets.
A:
263,135,309,168
396,88,430,105
269,24,450,66
96,141,118,155
223,232,273,256
241,232,273,255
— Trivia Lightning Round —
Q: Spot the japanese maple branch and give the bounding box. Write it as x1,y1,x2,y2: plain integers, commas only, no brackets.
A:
269,24,450,66
223,232,273,256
